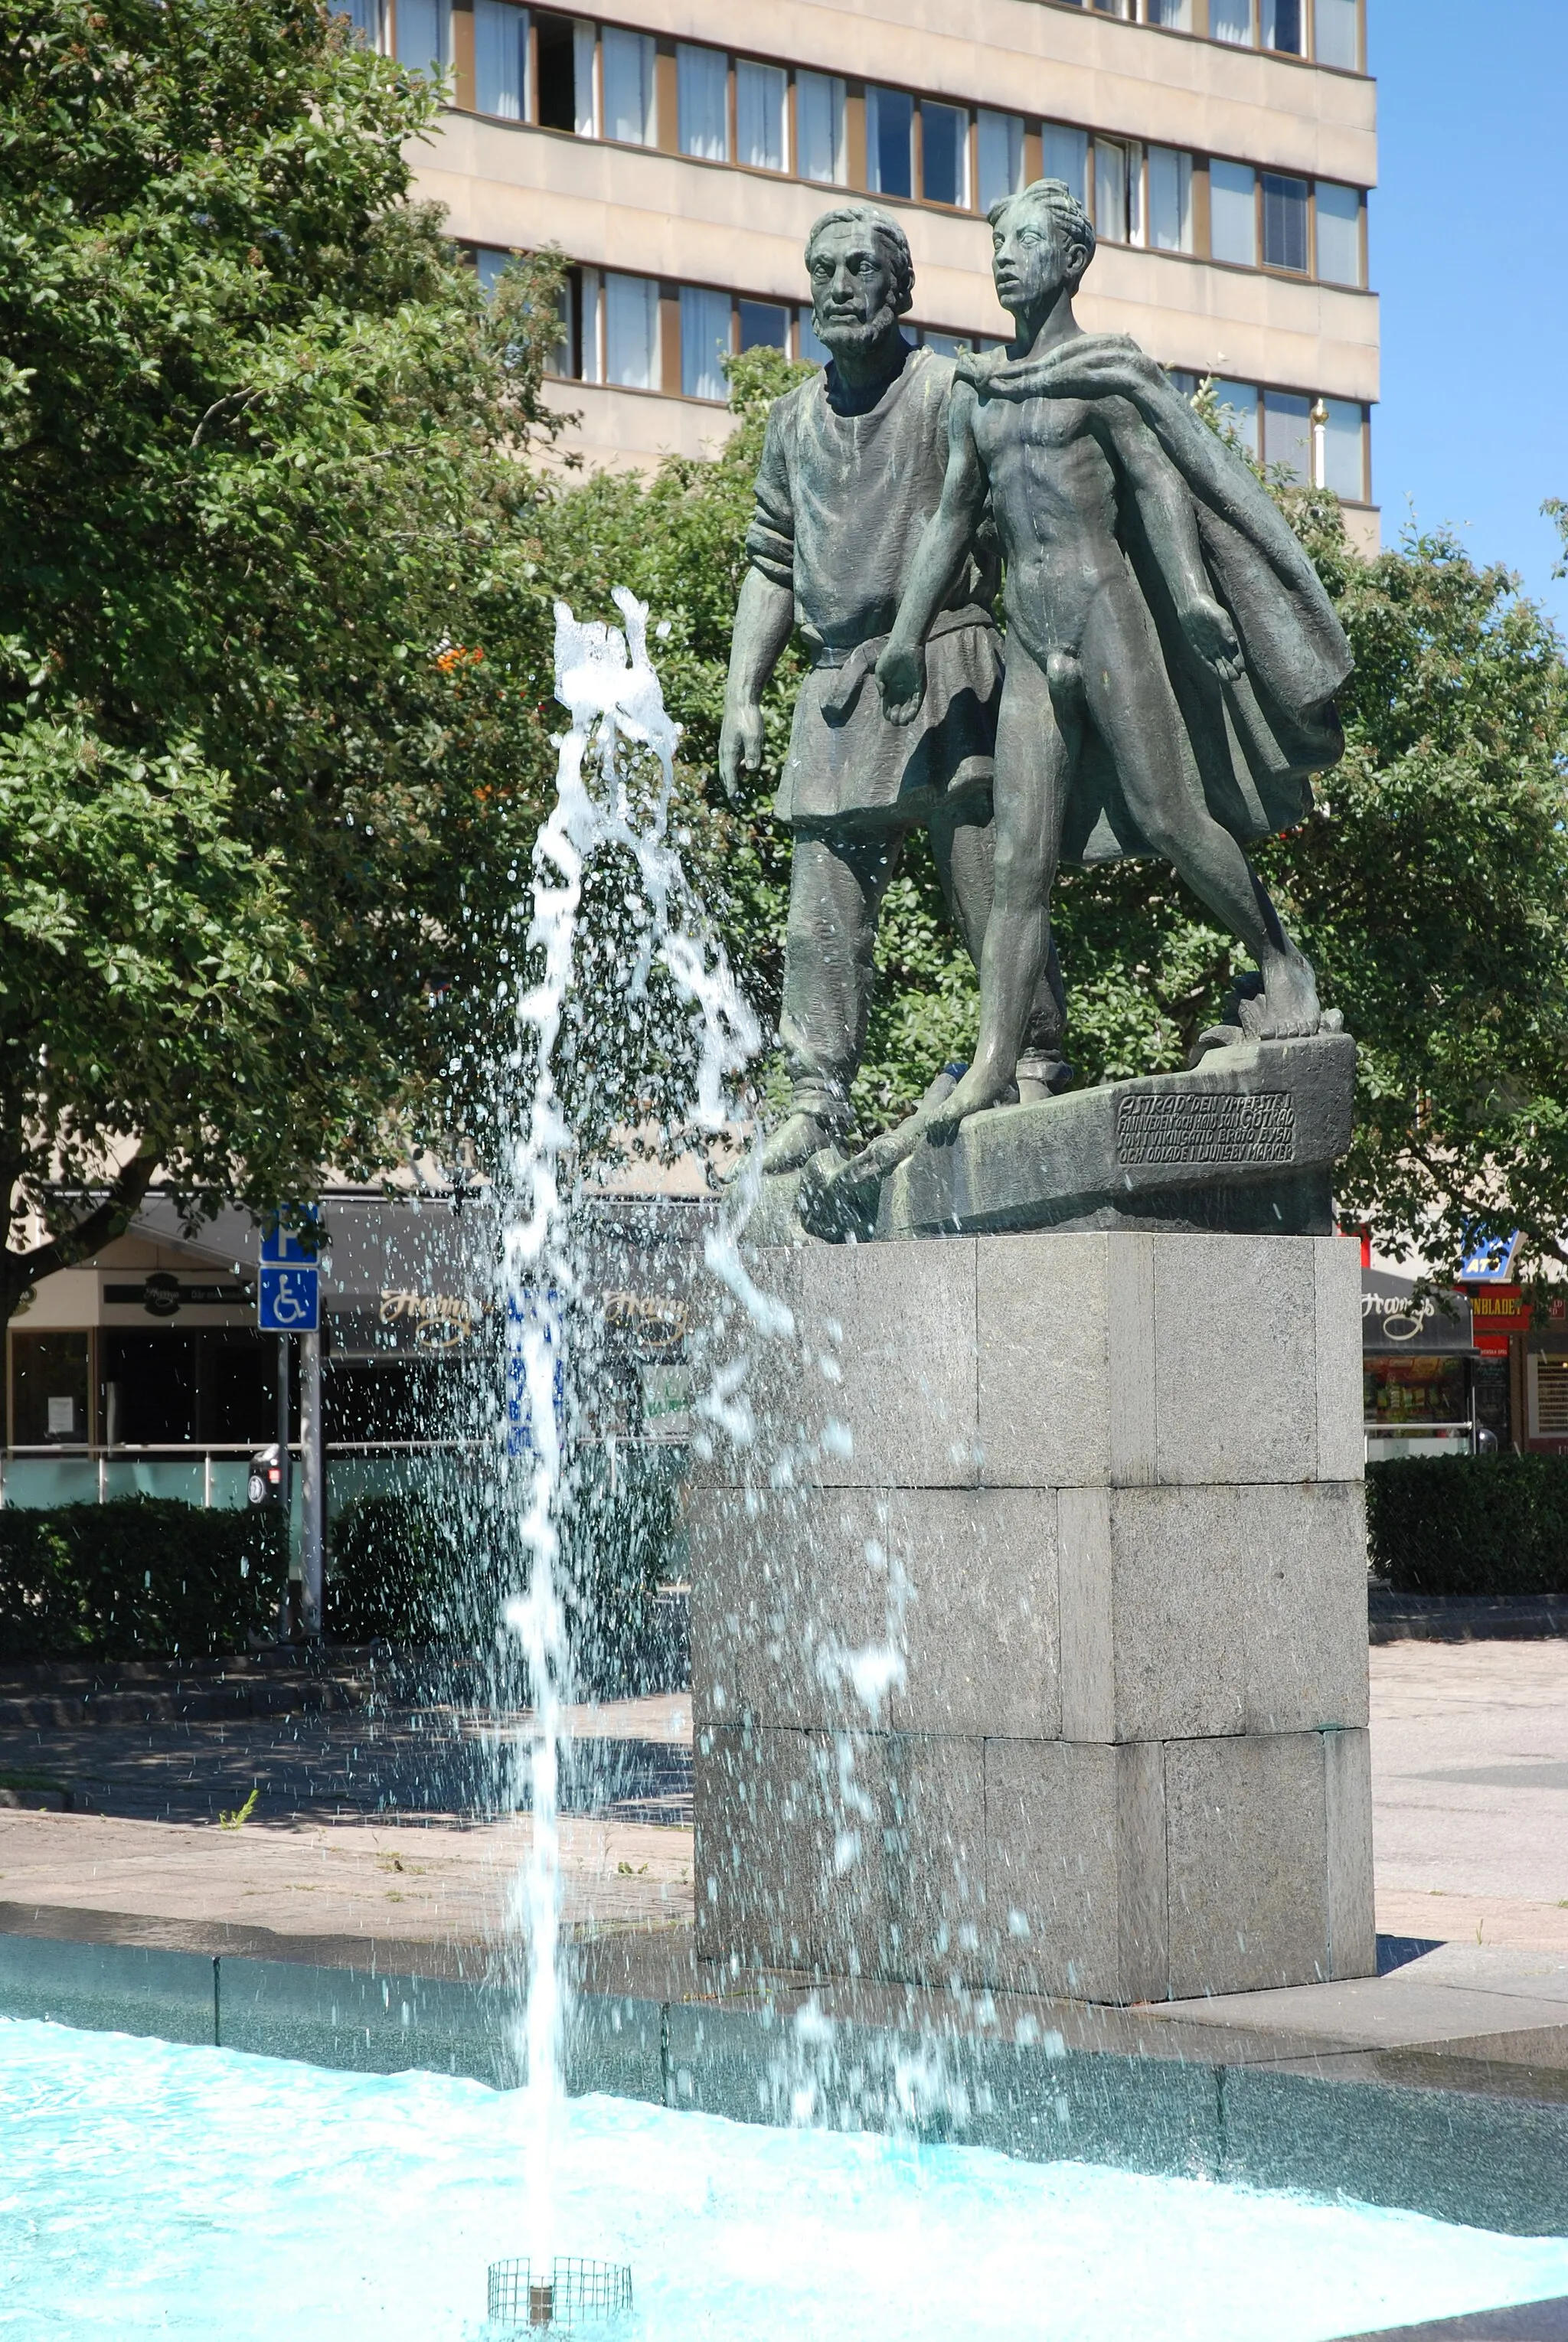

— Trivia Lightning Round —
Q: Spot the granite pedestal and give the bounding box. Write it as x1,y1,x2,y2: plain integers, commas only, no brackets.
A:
691,1230,1375,2003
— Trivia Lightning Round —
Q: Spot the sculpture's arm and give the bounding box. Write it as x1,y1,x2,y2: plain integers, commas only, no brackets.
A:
719,567,795,800
875,385,988,725
1100,399,1246,683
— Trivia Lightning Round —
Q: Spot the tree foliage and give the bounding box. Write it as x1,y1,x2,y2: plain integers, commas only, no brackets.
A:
0,0,562,1314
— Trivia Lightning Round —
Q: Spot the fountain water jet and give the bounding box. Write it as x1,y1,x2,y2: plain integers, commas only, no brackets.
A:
492,586,759,2288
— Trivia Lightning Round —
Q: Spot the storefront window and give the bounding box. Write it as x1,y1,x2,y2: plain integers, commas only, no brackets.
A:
11,1332,90,1446
1363,1355,1467,1426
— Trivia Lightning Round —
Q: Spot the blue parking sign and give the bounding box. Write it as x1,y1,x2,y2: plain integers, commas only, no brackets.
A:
258,1265,319,1331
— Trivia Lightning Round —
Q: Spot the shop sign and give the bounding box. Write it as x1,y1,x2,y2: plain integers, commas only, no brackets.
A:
1468,1285,1532,1337
104,1275,253,1316
1361,1272,1471,1353
379,1289,484,1351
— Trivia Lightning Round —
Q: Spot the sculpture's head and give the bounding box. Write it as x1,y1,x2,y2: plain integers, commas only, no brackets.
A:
988,179,1096,317
804,204,913,357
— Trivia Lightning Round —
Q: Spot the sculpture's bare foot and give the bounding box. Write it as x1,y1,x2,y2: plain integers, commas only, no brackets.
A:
925,1062,1012,1139
760,1109,848,1176
1240,946,1321,1041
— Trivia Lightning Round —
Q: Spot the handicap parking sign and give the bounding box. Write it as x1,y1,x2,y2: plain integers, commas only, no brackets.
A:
258,1265,319,1332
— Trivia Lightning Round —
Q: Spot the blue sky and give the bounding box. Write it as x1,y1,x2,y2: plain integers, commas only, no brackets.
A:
1370,0,1568,629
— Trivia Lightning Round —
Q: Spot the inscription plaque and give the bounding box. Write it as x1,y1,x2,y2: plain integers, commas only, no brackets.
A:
1116,1089,1295,1169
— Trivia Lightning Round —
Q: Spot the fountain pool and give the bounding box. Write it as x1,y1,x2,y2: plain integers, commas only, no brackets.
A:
4,2018,1568,2342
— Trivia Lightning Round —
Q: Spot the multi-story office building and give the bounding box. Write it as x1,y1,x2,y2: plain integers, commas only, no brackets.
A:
371,0,1377,541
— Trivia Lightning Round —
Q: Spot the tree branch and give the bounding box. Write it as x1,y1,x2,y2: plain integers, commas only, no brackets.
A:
1,1145,163,1321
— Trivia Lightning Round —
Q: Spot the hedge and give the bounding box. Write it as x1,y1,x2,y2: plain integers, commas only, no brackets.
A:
0,1498,287,1663
327,1443,684,1690
0,1448,686,1670
1366,1454,1568,1596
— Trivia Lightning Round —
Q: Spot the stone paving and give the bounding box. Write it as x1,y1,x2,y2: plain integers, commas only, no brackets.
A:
3,1640,1568,1975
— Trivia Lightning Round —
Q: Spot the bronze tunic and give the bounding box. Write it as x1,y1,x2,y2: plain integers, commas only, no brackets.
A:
745,345,1003,831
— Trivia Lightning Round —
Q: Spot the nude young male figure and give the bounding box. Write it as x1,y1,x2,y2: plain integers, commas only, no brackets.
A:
875,179,1341,1138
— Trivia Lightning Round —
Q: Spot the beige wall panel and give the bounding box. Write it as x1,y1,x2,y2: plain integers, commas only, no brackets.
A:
539,378,738,470
564,0,1377,183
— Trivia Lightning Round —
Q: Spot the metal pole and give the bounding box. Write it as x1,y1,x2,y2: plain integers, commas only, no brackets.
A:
276,1334,292,1513
299,1327,324,1638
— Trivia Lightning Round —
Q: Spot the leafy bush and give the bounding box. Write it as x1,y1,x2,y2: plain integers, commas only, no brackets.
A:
0,1499,287,1663
1367,1455,1568,1596
327,1445,684,1685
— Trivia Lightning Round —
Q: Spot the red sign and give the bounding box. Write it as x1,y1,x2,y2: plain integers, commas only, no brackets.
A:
1466,1285,1532,1336
1474,1334,1512,1358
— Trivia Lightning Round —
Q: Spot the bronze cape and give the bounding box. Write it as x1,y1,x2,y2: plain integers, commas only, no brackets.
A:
958,335,1354,864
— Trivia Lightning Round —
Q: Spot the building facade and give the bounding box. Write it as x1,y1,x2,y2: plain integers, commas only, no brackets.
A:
363,0,1379,536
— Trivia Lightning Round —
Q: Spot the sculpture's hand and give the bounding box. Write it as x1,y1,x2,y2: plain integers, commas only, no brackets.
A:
875,639,926,726
1181,594,1245,684
717,701,763,802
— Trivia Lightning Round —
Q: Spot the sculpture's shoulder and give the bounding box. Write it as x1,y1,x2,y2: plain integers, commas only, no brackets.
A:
758,372,821,459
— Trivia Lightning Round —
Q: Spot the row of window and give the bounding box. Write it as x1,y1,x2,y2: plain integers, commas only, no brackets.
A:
481,253,1370,503
346,2,1369,289
351,0,1364,77
1071,0,1362,70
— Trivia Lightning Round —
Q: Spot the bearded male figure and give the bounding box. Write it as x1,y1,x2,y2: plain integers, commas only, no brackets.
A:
876,180,1351,1138
720,203,1062,1174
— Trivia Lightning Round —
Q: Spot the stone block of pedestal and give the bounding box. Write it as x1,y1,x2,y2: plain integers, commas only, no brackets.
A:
690,1230,1375,2003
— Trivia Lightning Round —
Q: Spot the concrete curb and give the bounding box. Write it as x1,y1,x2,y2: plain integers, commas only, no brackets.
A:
4,1931,1568,2237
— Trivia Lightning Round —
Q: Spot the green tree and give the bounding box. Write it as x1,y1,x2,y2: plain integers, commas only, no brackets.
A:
0,0,563,1338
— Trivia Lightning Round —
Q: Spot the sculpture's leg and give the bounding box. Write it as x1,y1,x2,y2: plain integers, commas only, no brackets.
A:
1080,586,1321,1040
926,649,1076,1137
931,792,1070,1099
763,824,904,1174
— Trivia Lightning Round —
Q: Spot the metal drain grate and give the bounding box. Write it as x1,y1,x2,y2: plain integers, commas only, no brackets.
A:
487,2256,633,2334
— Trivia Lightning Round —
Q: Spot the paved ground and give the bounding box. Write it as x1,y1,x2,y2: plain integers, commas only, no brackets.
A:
1371,1639,1568,1952
4,1641,1568,1975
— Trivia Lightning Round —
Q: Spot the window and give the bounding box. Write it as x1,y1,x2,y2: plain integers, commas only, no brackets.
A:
333,0,384,48
1210,0,1253,42
602,26,654,145
1314,0,1361,68
604,272,657,388
1166,368,1200,399
923,103,969,207
920,330,975,358
976,110,1024,215
1536,1359,1568,1438
12,1331,90,1446
1321,398,1365,498
680,286,730,400
534,14,593,136
394,0,449,72
677,43,728,162
1259,0,1302,51
1210,160,1256,266
475,0,525,119
867,86,913,201
1263,389,1312,480
1093,139,1131,243
796,73,846,186
1147,146,1192,252
737,60,786,171
1214,378,1259,456
1263,173,1308,272
1315,181,1363,286
798,305,830,364
1042,123,1088,206
738,299,789,351
475,246,512,294
1145,0,1191,25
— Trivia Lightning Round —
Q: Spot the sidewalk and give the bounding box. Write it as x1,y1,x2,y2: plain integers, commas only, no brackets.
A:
3,1641,1567,1977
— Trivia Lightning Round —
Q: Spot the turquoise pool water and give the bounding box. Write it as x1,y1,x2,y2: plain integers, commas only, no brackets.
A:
3,2017,1568,2340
